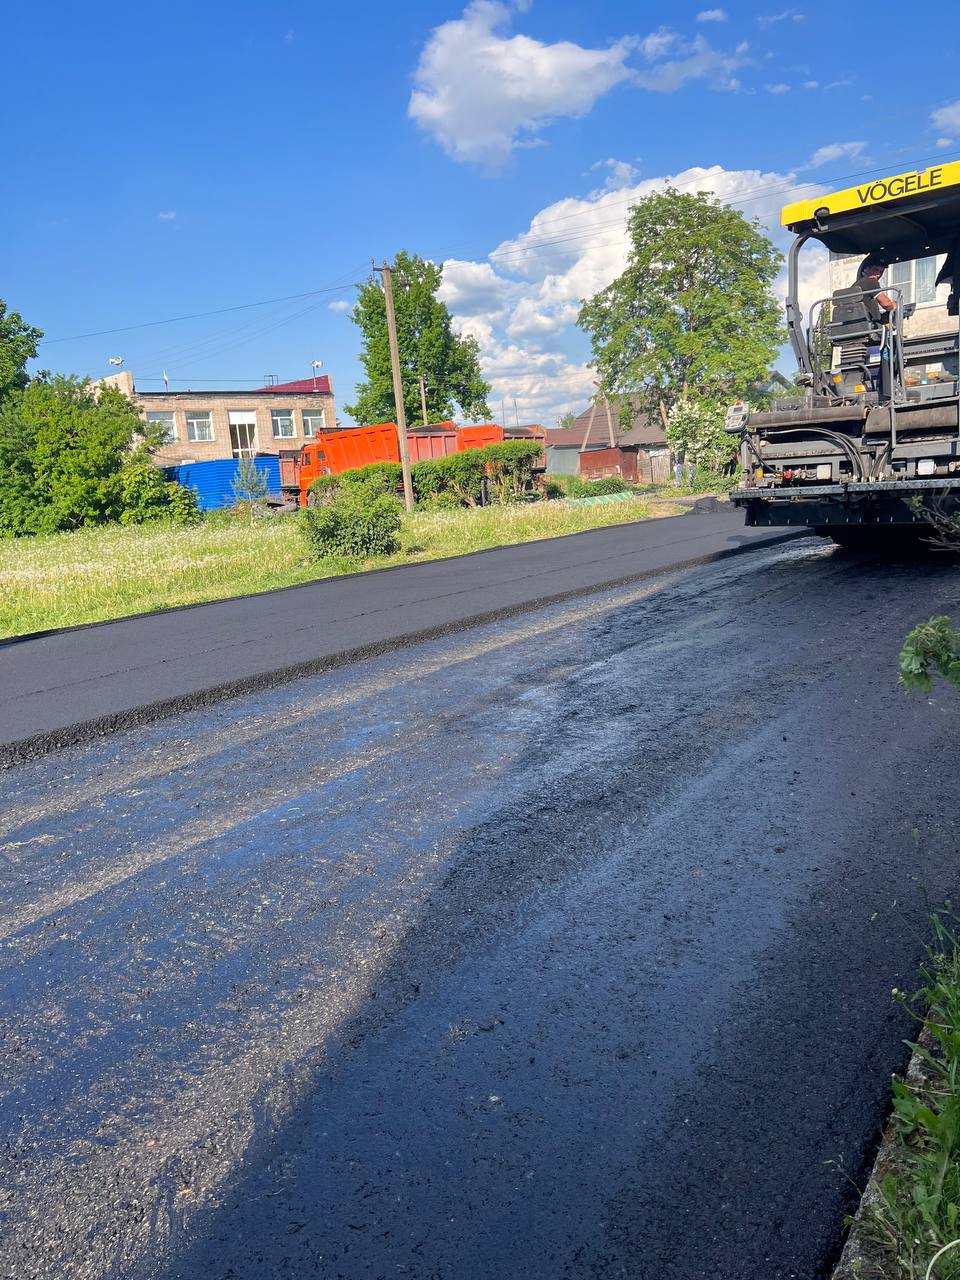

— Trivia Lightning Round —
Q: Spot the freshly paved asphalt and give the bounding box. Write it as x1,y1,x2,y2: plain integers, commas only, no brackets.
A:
3,536,960,1280
0,510,794,763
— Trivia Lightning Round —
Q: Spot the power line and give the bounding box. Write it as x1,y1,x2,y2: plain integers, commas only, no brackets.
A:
37,145,960,359
39,271,363,346
453,145,960,267
137,297,332,374
137,376,306,383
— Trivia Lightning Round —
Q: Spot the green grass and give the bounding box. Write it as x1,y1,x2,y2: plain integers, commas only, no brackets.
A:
849,911,960,1279
1,496,683,637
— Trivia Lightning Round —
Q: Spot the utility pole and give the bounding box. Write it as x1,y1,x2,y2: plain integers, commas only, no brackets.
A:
375,262,414,512
418,374,429,427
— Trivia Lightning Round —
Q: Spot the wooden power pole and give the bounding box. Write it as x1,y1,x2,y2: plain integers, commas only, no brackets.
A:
376,262,414,513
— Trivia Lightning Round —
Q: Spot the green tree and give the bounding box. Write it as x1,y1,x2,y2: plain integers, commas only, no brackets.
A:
345,252,491,425
231,454,270,515
557,411,577,429
0,376,186,536
0,300,43,402
577,188,784,428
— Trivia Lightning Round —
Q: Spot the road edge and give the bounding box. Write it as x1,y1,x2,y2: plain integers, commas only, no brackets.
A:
1,529,804,769
1,507,694,649
830,1039,928,1279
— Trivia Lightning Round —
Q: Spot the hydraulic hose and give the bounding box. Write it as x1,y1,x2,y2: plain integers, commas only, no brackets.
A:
758,424,866,481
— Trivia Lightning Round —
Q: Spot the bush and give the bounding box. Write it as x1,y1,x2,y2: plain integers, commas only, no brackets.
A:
119,463,202,526
344,461,403,501
666,395,731,472
417,489,463,510
414,451,486,506
304,439,541,514
483,440,542,503
118,460,171,524
164,481,202,525
300,494,402,559
578,476,631,496
0,376,201,537
547,473,632,498
307,461,401,507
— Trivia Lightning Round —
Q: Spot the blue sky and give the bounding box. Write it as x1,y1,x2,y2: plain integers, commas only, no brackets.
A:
5,0,960,424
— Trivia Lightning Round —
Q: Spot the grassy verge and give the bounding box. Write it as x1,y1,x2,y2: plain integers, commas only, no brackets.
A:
1,496,684,637
843,913,960,1279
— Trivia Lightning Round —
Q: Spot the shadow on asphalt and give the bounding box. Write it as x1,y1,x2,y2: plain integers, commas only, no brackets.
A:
134,547,960,1280
5,545,954,1280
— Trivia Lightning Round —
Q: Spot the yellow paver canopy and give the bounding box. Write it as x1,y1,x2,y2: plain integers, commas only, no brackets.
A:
781,162,960,262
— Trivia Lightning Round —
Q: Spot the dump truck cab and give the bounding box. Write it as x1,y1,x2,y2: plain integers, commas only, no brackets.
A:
730,161,960,541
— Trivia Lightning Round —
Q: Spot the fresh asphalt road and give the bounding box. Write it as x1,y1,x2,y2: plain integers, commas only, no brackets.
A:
0,509,791,762
2,537,960,1280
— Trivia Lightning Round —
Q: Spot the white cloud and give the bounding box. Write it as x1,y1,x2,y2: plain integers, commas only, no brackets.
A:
408,1,636,166
802,79,818,89
758,9,804,25
328,299,351,313
284,29,294,42
409,6,750,165
765,83,790,94
157,211,177,221
932,100,960,136
696,8,728,21
634,31,748,93
638,27,679,60
805,140,866,168
589,157,641,192
438,259,520,320
438,161,825,423
937,137,955,150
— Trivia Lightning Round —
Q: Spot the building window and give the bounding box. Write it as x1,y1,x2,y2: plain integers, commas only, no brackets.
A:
302,410,325,437
884,256,941,307
186,410,214,442
228,410,257,458
146,410,176,443
271,409,295,439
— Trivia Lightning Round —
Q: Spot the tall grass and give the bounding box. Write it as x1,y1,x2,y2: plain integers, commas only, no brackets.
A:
849,912,960,1279
1,497,681,638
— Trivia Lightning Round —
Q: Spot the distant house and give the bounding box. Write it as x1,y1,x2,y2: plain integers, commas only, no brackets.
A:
95,371,338,467
544,399,671,483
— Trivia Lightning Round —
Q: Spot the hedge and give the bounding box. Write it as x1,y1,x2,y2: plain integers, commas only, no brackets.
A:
307,439,543,509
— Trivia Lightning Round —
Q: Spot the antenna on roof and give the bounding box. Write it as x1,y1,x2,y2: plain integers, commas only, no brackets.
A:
311,359,323,391
263,373,278,386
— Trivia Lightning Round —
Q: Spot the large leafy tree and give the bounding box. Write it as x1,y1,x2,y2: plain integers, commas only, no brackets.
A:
346,252,491,425
0,376,174,536
0,299,43,401
578,188,784,428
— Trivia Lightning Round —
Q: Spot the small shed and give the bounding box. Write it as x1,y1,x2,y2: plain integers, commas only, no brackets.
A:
545,399,671,483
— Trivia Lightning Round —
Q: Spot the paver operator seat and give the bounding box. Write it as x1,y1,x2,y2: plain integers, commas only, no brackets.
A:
826,283,886,396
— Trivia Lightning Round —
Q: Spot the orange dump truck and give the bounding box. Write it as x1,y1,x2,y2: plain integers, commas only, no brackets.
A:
279,421,545,506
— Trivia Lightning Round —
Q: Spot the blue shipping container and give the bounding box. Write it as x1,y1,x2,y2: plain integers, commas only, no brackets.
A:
164,456,283,510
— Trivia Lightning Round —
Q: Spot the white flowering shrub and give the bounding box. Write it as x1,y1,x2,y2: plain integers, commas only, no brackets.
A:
665,396,731,471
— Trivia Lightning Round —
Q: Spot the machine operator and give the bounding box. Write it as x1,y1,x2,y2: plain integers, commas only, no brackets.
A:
855,258,897,319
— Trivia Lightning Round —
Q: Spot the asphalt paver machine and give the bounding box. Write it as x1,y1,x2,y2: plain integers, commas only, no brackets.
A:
728,161,960,544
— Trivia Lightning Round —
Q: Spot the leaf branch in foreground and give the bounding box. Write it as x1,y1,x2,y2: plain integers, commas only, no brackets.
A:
900,616,960,693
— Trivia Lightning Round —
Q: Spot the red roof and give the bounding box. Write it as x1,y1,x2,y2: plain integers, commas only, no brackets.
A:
255,376,332,395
